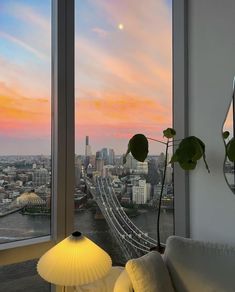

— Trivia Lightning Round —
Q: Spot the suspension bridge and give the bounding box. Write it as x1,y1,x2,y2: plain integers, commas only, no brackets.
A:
86,176,159,260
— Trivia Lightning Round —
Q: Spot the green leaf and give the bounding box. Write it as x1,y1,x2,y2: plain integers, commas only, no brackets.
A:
179,160,197,170
223,131,230,139
163,128,176,138
227,138,235,161
172,136,209,172
128,134,148,162
177,136,204,162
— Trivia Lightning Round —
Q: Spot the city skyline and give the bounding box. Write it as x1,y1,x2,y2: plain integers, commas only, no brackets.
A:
0,0,172,155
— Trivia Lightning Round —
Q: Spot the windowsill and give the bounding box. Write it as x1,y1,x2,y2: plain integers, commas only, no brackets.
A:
0,236,52,251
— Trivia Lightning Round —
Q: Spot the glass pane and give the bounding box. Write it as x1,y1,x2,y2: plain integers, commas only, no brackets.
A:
0,1,51,244
75,0,173,264
0,259,50,292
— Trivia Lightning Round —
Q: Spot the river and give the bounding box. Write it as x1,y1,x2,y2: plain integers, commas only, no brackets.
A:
0,209,173,265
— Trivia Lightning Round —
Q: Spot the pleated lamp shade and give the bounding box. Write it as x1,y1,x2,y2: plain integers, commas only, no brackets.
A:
37,231,112,286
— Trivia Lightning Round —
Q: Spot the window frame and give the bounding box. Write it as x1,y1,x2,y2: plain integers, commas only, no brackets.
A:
173,0,190,237
0,0,188,289
0,0,75,282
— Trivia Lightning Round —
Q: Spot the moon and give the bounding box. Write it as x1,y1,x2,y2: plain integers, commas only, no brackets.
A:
118,23,124,30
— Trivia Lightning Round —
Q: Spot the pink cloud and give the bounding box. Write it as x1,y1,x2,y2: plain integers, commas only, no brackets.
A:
0,31,47,60
92,27,109,38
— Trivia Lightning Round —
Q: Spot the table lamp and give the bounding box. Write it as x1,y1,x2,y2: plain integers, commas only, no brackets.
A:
37,231,112,291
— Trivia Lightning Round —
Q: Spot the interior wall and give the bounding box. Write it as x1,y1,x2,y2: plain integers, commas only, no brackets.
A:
188,0,235,243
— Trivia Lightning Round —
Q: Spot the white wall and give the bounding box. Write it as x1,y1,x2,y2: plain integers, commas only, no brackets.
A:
188,0,235,243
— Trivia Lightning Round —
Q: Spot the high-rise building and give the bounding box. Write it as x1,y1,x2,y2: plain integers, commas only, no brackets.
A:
132,180,150,204
136,161,148,174
96,158,104,174
85,136,92,157
96,151,101,159
108,149,115,165
84,136,92,169
100,148,108,164
147,158,159,186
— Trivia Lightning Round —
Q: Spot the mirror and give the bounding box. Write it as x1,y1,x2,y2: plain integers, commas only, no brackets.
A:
223,79,235,193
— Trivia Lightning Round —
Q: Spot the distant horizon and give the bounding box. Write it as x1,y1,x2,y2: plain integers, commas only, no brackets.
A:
0,152,163,157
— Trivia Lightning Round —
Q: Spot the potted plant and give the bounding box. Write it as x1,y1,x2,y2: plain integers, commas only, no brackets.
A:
123,128,209,252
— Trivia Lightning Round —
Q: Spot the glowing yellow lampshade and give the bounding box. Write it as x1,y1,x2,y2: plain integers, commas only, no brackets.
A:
37,231,112,286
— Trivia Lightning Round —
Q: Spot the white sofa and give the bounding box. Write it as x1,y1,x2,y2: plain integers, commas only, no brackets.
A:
114,236,235,292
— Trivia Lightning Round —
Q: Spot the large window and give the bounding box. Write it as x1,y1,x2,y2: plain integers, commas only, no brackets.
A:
0,0,187,290
0,1,51,244
75,0,173,264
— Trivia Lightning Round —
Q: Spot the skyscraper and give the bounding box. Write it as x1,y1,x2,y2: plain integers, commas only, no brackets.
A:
132,180,150,204
100,148,108,164
108,149,115,165
96,158,104,174
85,136,92,157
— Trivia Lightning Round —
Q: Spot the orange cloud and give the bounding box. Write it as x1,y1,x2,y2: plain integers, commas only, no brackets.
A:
75,90,171,148
76,92,170,123
0,82,50,137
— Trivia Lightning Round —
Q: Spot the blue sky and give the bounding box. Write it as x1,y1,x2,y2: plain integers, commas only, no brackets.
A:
0,0,172,155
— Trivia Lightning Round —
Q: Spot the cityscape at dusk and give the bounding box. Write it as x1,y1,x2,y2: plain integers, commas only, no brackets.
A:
0,135,174,263
1,0,235,291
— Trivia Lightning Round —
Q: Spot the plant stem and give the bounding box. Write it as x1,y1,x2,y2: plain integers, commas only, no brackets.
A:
157,139,169,251
146,137,167,145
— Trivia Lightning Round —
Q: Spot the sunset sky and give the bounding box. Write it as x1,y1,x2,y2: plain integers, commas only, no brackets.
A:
0,0,172,155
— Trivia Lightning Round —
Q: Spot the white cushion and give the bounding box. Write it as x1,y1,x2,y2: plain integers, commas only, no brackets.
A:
125,251,174,292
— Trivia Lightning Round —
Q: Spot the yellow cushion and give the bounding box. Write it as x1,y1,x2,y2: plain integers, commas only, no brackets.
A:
114,269,133,292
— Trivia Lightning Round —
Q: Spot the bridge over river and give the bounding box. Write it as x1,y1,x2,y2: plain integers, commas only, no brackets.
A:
86,176,159,260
